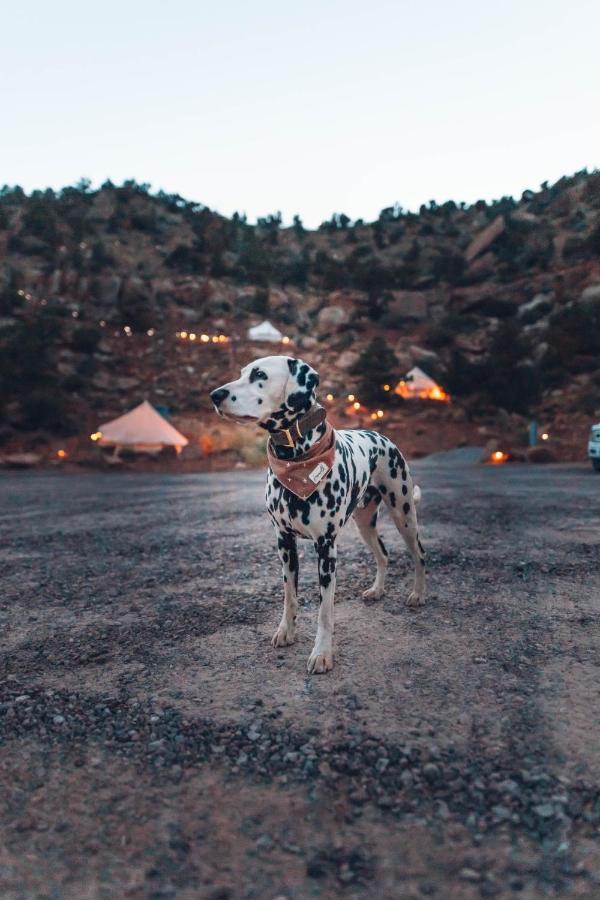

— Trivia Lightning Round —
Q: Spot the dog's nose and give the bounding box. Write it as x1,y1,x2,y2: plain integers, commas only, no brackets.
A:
210,388,230,408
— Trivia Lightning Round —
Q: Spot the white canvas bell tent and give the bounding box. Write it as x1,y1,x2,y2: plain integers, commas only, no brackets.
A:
97,401,189,454
247,320,283,343
395,367,450,402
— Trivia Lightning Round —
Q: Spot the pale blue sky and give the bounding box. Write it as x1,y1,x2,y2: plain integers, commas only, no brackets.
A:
2,0,599,226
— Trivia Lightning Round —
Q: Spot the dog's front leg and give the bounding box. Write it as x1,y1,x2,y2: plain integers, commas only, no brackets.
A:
272,529,299,647
307,537,337,674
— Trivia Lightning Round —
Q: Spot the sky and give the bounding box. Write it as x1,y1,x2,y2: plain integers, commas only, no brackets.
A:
1,0,599,227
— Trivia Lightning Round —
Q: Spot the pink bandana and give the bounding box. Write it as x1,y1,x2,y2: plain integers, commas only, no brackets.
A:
267,421,337,499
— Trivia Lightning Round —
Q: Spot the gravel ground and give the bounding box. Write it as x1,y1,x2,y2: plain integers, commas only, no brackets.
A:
0,462,599,899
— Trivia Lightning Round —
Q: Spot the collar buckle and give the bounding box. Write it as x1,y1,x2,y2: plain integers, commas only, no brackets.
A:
282,427,295,447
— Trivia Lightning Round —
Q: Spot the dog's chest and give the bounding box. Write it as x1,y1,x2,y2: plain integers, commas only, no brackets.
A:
265,433,376,539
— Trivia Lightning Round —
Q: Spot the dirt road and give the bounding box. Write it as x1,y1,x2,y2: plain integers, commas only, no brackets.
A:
1,462,598,898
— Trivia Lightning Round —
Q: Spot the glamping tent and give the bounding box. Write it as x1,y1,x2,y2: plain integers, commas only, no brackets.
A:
395,367,450,402
97,401,189,455
247,320,283,343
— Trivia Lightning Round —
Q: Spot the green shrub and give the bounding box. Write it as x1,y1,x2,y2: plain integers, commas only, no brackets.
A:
72,325,102,353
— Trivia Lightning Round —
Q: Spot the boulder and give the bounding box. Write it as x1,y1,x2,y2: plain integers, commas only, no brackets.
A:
386,290,428,321
579,283,600,305
335,350,360,371
316,305,349,332
464,215,505,263
518,293,554,323
409,345,440,366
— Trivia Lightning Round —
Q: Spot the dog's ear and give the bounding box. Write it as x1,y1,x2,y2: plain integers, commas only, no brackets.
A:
284,357,319,413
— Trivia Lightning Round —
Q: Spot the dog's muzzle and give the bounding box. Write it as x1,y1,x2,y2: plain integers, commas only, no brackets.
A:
210,388,229,409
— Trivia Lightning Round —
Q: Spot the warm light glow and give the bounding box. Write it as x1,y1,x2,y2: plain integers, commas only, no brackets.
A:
99,320,106,327
347,394,355,402
189,332,196,341
376,410,384,418
90,432,102,442
395,379,450,402
383,384,390,392
490,450,509,464
218,334,228,343
123,325,132,336
541,432,549,441
353,401,361,410
212,335,219,343
282,335,290,344
180,331,188,339
201,334,210,342
57,449,67,459
326,393,334,401
146,328,155,336
71,310,79,318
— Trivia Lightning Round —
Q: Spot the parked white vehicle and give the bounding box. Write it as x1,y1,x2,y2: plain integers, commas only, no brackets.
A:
589,423,600,472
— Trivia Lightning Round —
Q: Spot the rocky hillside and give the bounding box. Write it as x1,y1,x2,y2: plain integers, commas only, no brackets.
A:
1,173,599,464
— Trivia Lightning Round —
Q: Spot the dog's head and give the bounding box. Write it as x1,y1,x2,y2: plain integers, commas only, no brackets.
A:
210,356,319,431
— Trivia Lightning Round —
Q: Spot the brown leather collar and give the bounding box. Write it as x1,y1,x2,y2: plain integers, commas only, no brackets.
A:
270,404,327,447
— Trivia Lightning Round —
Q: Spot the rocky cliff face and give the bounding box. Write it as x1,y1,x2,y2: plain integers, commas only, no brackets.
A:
0,173,599,462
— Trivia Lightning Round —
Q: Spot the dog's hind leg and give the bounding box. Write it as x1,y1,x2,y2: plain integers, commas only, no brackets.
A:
387,484,426,607
353,492,388,600
272,529,299,647
375,445,426,607
307,535,337,674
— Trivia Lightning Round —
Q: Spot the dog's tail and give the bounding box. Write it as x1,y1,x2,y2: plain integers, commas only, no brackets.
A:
413,484,422,506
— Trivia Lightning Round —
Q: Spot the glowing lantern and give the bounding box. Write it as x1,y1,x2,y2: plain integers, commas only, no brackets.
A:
180,331,188,339
326,393,334,402
347,394,355,402
353,401,361,410
282,336,290,345
147,328,155,336
90,432,102,442
201,334,210,342
490,450,509,464
376,410,384,419
541,432,549,441
383,384,390,392
57,449,67,459
189,333,196,341
212,335,219,343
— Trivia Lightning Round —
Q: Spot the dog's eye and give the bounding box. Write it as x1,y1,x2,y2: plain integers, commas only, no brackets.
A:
249,367,268,383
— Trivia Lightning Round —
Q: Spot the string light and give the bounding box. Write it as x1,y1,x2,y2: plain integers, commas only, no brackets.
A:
189,333,196,341
376,410,384,418
123,325,132,336
281,336,290,344
146,328,155,336
90,432,102,442
326,393,334,401
57,449,67,459
347,394,355,402
353,401,361,410
541,432,549,441
383,384,391,392
201,334,210,342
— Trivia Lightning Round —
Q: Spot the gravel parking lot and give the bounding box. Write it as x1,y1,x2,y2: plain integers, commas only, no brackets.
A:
1,462,599,899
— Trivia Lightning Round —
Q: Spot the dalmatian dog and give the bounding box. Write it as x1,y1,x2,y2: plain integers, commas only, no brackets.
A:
210,356,426,674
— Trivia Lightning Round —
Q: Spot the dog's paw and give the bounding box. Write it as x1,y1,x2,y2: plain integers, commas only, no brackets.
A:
307,646,333,674
363,585,384,601
271,621,296,647
406,590,426,608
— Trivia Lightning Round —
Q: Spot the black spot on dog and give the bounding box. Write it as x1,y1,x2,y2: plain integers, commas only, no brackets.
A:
403,502,411,515
249,367,267,383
